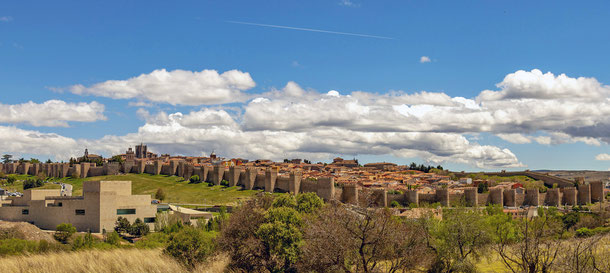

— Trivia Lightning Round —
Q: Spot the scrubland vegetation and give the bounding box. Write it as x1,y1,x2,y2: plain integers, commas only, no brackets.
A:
1,191,609,272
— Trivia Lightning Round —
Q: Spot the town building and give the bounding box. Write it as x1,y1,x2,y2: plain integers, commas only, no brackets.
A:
0,180,156,233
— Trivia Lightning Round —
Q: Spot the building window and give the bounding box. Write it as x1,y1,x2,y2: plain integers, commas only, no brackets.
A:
21,209,29,215
58,202,63,207
144,217,155,223
117,208,136,215
75,209,86,215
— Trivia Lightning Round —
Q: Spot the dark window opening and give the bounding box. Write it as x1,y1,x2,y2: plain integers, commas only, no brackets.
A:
117,208,136,215
144,217,155,223
21,209,29,215
75,209,85,215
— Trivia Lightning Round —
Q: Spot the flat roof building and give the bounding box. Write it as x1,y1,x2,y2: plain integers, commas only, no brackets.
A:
0,180,156,233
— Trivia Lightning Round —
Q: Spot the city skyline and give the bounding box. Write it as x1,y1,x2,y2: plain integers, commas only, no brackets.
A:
1,1,609,171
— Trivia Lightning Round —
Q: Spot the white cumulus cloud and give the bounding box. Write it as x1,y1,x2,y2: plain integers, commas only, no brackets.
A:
595,153,610,161
68,68,256,105
420,56,431,63
0,100,105,127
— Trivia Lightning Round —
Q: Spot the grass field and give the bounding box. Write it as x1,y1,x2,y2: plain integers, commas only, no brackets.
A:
3,173,262,206
0,174,61,192
0,248,228,273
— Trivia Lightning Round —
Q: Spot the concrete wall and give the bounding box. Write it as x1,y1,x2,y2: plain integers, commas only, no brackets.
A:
0,181,155,233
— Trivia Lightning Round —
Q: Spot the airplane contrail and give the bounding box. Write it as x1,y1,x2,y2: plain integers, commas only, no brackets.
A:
226,20,394,40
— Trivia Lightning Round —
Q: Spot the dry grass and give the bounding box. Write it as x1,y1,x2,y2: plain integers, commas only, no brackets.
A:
0,248,229,273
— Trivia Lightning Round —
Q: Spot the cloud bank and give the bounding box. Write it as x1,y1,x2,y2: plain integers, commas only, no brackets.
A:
68,69,256,105
0,100,105,127
19,68,609,169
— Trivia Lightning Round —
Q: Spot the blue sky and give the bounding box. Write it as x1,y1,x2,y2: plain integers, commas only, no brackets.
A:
1,0,609,171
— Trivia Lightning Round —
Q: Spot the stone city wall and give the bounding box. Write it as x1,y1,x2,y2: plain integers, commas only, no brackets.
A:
3,162,605,208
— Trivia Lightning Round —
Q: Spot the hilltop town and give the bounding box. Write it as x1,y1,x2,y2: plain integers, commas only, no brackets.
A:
2,144,608,213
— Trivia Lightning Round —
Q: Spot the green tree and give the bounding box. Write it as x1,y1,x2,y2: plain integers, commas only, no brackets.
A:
300,204,431,273
256,207,304,272
562,212,580,231
154,188,166,201
23,178,44,190
114,216,131,234
296,192,323,214
477,182,488,193
109,155,124,163
164,227,215,270
493,208,563,273
216,194,277,271
129,218,150,237
54,223,76,243
272,194,297,209
2,154,12,164
426,207,491,272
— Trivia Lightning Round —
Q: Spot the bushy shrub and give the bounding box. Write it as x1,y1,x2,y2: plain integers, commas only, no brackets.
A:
296,192,323,214
576,227,593,237
388,189,403,195
154,188,166,201
104,231,121,246
23,178,44,190
135,232,170,249
189,175,200,183
390,200,401,208
54,223,76,243
272,194,297,209
220,179,229,187
6,176,15,185
164,227,215,269
0,238,42,256
129,218,150,237
114,217,131,234
71,231,95,250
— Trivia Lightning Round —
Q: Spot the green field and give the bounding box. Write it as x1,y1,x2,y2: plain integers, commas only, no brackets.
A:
0,174,61,192
2,174,262,206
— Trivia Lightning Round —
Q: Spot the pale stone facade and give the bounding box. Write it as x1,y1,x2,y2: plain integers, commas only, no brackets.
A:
0,181,156,233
